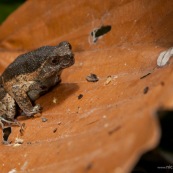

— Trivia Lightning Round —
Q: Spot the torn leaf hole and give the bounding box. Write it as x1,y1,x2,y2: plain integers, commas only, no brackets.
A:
3,127,11,142
91,25,111,43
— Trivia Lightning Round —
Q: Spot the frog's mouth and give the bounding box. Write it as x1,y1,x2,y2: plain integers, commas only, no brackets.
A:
60,54,75,69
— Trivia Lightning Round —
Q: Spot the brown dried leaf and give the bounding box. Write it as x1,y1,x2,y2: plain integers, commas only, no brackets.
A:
0,0,173,173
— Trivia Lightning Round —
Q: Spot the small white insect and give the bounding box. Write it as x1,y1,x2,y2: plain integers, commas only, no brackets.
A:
157,47,173,67
8,169,17,173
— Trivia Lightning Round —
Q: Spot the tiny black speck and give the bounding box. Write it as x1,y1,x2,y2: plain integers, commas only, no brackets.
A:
78,94,83,99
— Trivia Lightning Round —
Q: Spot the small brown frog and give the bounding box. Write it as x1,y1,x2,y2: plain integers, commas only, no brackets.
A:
0,41,74,144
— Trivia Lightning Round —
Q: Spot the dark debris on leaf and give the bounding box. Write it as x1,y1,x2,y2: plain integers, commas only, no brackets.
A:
53,128,57,133
86,74,99,82
78,94,83,100
143,86,149,94
140,73,151,79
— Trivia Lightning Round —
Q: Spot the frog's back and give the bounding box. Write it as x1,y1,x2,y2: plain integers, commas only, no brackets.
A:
2,46,55,82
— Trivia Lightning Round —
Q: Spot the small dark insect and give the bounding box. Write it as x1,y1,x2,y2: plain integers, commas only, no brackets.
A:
143,86,149,94
86,74,99,82
78,94,83,100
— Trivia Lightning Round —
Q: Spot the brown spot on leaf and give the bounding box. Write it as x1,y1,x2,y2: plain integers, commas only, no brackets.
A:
143,87,149,94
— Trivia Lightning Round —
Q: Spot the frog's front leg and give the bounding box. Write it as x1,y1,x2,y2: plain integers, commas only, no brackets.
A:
11,83,42,117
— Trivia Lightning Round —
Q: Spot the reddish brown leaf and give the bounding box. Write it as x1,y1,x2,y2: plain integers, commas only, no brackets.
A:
0,0,173,173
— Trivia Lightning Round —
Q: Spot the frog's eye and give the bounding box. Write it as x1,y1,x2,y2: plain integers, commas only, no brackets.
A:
59,41,72,50
51,57,59,64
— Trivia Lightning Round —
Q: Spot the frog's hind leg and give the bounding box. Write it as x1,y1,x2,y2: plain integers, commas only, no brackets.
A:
0,116,23,144
10,83,42,117
0,89,17,144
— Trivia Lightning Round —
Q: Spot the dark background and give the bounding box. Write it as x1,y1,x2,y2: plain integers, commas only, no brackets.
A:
0,0,25,24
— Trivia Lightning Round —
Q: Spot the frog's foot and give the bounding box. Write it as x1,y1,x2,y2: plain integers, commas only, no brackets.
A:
24,104,42,117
